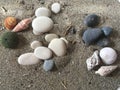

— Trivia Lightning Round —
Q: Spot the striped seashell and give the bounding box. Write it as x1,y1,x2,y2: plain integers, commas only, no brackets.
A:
12,18,32,32
4,17,17,30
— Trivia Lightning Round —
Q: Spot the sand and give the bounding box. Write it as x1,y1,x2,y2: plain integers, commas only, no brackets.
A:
0,0,120,90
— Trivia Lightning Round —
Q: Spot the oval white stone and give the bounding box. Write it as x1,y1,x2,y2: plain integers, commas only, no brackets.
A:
31,41,42,49
99,47,117,65
34,46,52,60
35,7,51,17
18,53,40,65
32,17,54,34
45,34,58,42
48,38,67,56
51,3,61,14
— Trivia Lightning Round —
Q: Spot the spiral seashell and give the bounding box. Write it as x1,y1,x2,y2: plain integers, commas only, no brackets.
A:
95,65,118,76
86,50,101,71
4,17,17,30
12,18,32,32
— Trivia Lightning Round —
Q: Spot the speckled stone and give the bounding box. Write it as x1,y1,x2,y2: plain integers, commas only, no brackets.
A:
43,60,54,71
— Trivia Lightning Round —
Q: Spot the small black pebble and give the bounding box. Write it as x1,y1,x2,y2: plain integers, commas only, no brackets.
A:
82,28,103,45
97,37,110,47
84,14,100,27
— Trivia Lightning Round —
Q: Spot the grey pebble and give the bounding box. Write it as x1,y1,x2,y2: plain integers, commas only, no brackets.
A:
82,28,103,45
97,38,110,47
101,26,112,36
43,60,54,71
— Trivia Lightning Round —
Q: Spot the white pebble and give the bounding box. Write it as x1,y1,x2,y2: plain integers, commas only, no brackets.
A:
35,7,51,17
31,41,42,49
34,46,52,60
43,60,54,71
99,47,117,65
117,87,120,90
18,53,40,65
51,3,61,14
32,16,54,35
60,37,69,47
45,33,58,42
48,38,67,56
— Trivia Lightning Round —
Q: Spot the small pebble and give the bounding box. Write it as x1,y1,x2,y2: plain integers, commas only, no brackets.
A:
60,37,69,47
48,38,67,56
82,28,103,45
99,47,117,65
43,60,54,71
117,87,120,90
45,34,58,42
31,40,42,49
97,38,110,47
84,14,100,27
32,16,54,35
101,26,112,36
35,7,51,17
34,46,52,60
1,31,19,48
18,53,40,65
51,3,61,14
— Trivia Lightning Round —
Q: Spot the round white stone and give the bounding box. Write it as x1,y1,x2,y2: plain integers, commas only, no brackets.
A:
31,41,42,49
99,47,117,65
35,7,51,17
34,46,52,60
60,37,69,47
51,3,61,14
48,38,67,56
18,53,40,65
45,34,58,42
32,16,54,34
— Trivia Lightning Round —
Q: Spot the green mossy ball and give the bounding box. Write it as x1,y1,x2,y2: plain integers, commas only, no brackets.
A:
1,31,19,48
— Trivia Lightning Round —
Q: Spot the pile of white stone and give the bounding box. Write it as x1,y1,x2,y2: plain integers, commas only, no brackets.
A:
17,3,68,72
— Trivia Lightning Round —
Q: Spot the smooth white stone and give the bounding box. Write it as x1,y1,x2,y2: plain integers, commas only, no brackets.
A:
32,17,54,34
35,7,51,17
43,60,54,71
48,38,67,56
31,41,42,49
60,37,69,47
45,34,58,42
99,47,117,65
34,46,52,60
33,30,42,35
51,3,61,14
18,53,40,65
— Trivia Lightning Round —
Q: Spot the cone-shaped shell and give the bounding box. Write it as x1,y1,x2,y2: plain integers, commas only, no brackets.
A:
95,66,118,76
12,18,32,32
86,50,101,71
4,17,17,30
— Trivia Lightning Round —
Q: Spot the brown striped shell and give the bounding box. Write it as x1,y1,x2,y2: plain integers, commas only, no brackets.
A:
4,17,17,30
12,18,32,32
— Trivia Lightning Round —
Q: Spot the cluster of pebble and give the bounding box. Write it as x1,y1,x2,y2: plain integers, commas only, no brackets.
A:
17,3,69,72
82,14,118,76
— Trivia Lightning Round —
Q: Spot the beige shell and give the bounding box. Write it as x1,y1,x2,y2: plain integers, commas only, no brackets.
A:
12,18,32,32
86,50,100,71
95,65,118,76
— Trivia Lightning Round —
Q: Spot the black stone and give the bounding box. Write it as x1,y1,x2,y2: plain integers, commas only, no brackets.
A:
101,26,112,36
82,28,103,45
84,14,100,27
97,37,110,47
